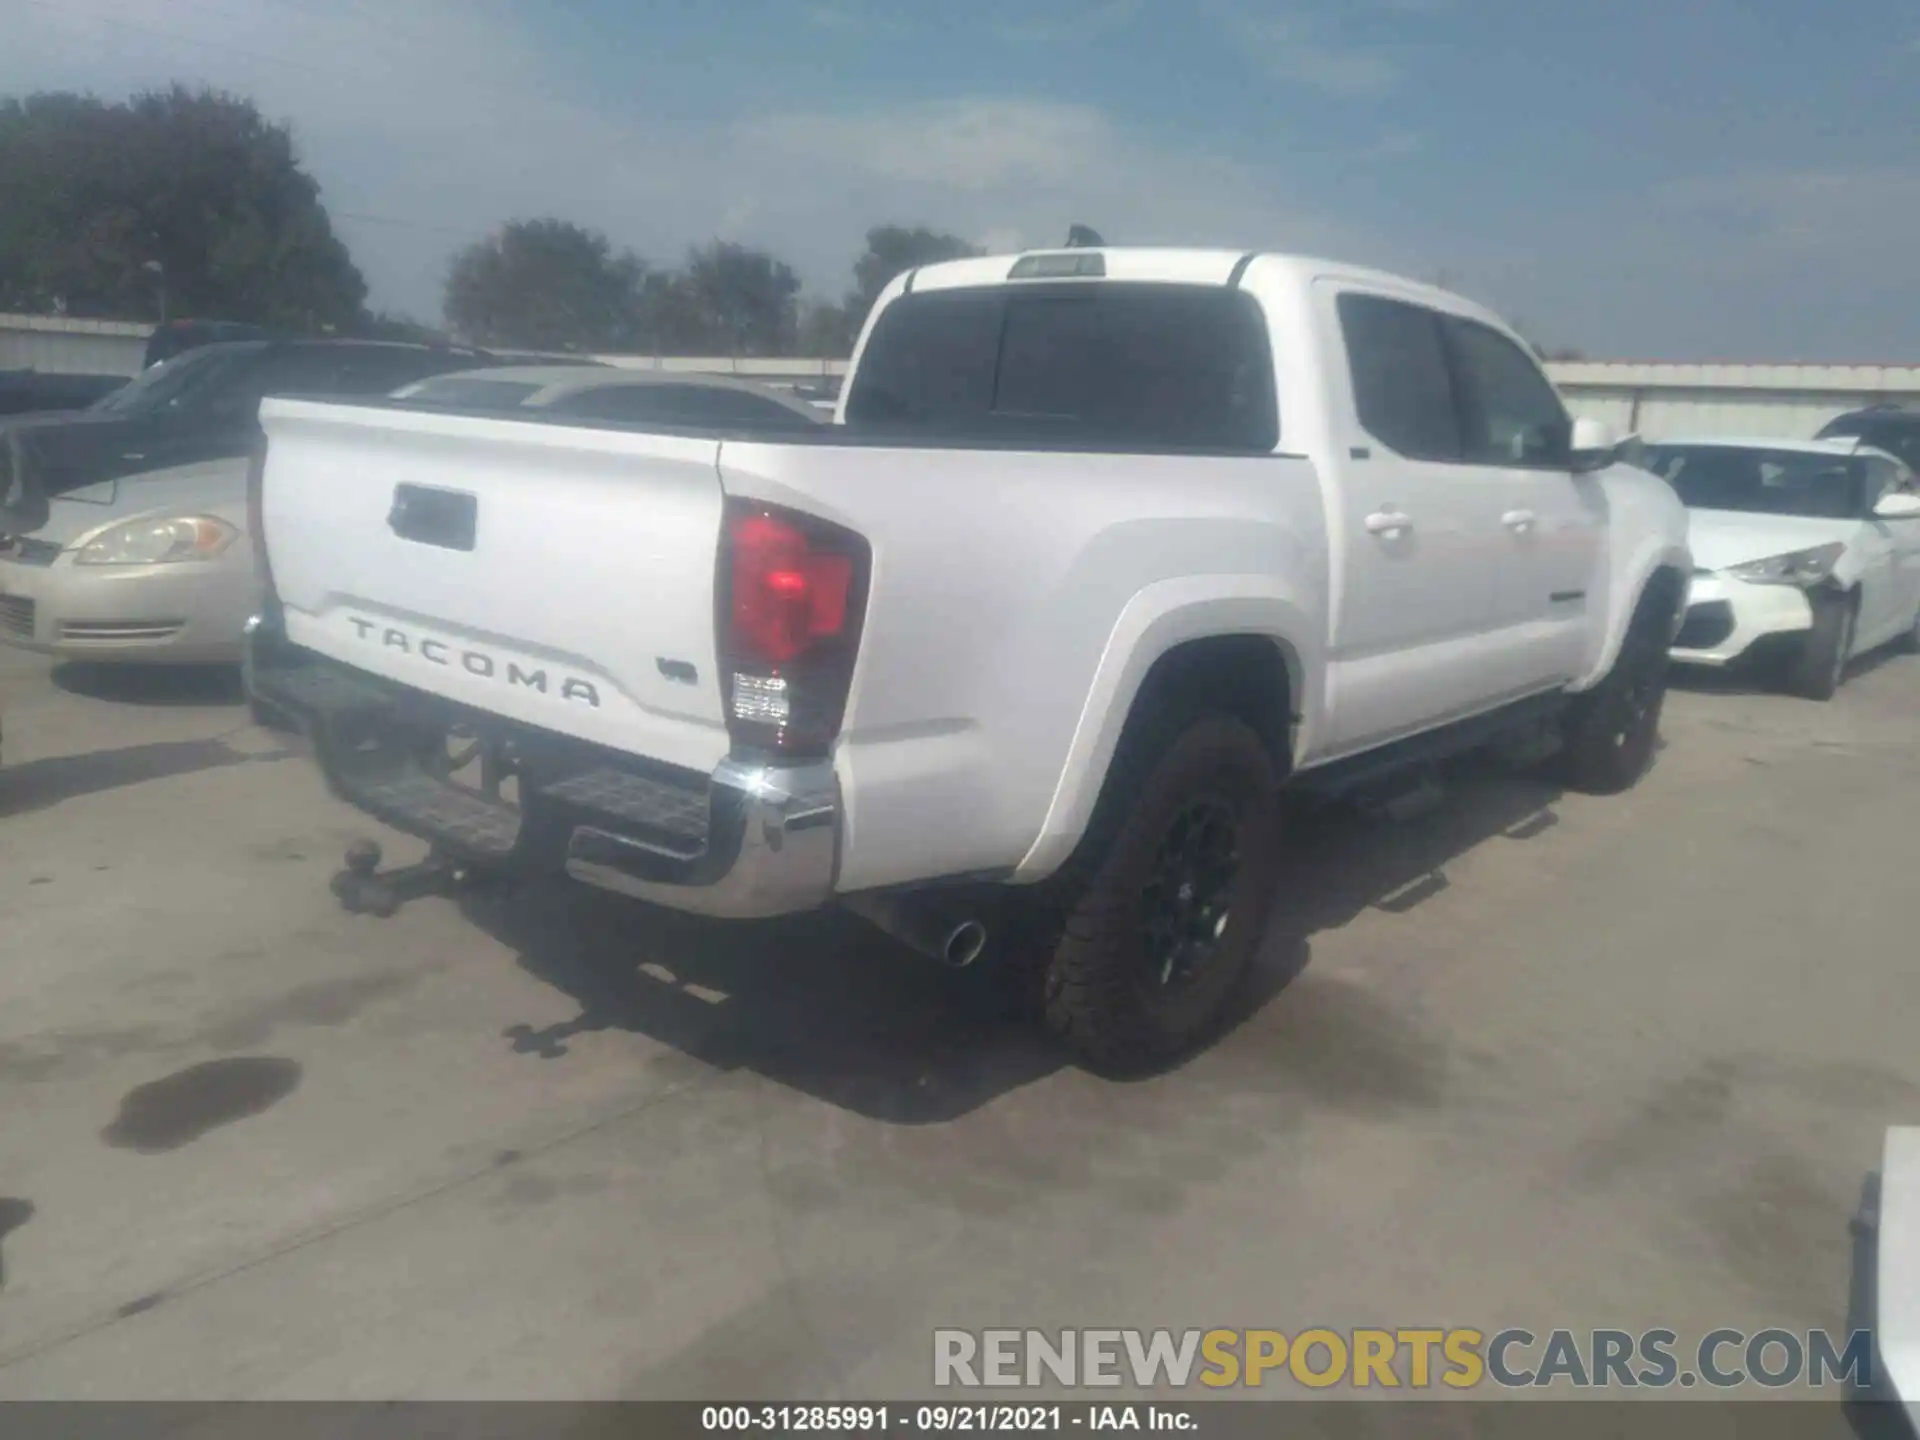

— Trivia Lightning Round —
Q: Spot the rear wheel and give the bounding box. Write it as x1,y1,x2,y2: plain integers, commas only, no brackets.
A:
1038,713,1281,1074
1785,592,1855,700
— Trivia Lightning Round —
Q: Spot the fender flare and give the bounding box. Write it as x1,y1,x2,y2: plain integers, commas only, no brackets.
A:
1574,540,1692,692
1012,574,1322,882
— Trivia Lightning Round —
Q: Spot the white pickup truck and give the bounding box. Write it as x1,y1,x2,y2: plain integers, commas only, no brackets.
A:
245,247,1690,1071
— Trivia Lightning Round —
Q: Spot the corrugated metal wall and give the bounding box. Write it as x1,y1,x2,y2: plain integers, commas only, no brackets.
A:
1546,362,1920,440
0,314,152,376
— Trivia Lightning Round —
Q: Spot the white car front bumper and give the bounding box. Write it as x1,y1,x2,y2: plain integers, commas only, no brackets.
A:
1670,571,1815,666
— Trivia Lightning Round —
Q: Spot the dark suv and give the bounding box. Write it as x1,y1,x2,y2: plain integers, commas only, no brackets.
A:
1816,405,1920,473
0,339,494,528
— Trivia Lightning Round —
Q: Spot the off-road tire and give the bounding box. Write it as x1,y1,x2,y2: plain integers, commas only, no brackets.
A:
1785,592,1855,701
248,694,296,733
1560,600,1671,795
1036,711,1282,1075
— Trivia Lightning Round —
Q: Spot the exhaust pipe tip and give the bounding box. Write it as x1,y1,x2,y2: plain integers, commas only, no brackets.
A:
943,920,987,969
845,892,988,969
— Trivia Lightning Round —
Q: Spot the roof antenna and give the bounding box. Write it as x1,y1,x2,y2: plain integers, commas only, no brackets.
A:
1064,224,1104,249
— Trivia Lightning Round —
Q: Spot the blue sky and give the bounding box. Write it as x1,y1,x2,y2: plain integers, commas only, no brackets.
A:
6,0,1918,359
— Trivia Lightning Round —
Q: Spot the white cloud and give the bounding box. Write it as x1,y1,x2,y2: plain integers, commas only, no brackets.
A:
1208,3,1402,98
1455,166,1920,362
1,1,1391,318
739,100,1114,193
1647,168,1920,256
737,98,1386,268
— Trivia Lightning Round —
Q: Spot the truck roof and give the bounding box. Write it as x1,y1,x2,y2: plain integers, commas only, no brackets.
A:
905,247,1506,329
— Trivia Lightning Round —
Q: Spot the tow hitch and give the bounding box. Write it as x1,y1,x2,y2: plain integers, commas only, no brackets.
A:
329,839,501,918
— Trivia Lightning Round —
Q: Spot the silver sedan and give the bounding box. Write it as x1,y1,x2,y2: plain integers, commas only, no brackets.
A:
0,368,827,668
0,458,255,664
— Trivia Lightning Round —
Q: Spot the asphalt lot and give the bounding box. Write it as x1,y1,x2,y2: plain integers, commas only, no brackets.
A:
0,642,1916,1408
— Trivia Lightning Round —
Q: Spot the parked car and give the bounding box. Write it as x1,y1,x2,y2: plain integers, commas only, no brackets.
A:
1817,404,1920,475
0,370,128,417
0,339,495,535
0,457,253,665
246,247,1689,1071
142,319,274,370
0,341,498,667
1650,437,1920,698
394,365,828,432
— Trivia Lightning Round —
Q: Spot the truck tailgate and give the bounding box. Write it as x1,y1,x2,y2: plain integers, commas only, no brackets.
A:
258,398,733,775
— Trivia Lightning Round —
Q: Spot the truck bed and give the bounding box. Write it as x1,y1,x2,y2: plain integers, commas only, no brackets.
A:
257,395,1328,891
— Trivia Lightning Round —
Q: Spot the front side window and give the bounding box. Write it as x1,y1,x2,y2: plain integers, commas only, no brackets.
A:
1440,317,1571,467
845,282,1278,452
1335,293,1461,462
1644,445,1867,520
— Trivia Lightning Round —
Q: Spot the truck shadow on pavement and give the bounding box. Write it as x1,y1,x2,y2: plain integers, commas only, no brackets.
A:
0,736,289,817
51,661,244,708
476,751,1568,1125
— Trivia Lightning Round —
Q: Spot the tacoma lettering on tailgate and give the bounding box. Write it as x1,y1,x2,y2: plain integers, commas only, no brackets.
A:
346,616,601,708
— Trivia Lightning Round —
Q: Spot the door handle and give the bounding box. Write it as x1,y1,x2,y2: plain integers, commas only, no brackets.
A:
1502,509,1537,532
1364,509,1412,536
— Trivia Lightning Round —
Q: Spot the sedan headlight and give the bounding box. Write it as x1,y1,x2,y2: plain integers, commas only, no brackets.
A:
76,515,239,566
1724,542,1845,587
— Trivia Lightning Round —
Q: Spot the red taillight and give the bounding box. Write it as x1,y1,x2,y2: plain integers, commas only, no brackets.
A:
728,511,854,663
718,498,869,756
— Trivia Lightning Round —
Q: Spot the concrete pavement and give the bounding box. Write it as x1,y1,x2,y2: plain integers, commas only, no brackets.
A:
0,644,1916,1403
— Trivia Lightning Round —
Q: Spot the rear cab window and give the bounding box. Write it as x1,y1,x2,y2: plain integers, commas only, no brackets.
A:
844,282,1279,452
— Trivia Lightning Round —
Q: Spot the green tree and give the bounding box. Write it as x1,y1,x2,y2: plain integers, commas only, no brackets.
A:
357,310,448,344
843,224,981,339
797,298,856,359
676,241,802,357
0,85,365,327
443,218,646,351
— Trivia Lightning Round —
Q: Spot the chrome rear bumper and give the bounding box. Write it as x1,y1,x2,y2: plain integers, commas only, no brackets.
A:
244,615,841,920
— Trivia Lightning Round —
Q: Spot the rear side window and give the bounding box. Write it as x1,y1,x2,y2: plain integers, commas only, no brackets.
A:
845,283,1278,452
1336,293,1460,461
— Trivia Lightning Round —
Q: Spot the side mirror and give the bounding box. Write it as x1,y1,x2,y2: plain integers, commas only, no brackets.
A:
1873,491,1920,520
1570,415,1625,473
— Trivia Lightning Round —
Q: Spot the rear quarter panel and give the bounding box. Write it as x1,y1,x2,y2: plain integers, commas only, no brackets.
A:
718,441,1329,891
